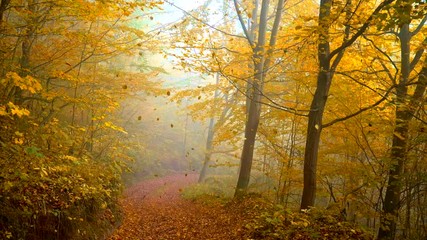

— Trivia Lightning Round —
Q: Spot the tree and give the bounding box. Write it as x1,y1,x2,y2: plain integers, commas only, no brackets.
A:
234,0,285,197
300,0,395,210
0,0,162,238
376,1,427,238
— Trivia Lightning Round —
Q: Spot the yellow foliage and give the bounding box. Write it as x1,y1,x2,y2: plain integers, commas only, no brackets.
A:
5,72,42,94
7,102,30,117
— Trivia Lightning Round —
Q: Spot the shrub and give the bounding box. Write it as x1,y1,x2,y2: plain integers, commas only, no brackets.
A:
248,205,373,240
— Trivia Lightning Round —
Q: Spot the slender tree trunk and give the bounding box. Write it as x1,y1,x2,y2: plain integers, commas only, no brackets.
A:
378,29,427,239
235,0,269,197
198,116,215,182
14,0,37,103
378,23,410,240
246,0,258,115
200,0,226,179
378,107,410,239
298,0,395,210
0,0,10,76
235,80,263,196
198,74,221,183
300,0,331,210
234,0,285,197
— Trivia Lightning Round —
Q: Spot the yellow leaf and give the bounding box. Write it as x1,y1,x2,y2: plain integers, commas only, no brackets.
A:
0,105,7,116
393,132,405,140
15,131,23,137
63,155,78,162
13,138,24,145
7,102,30,117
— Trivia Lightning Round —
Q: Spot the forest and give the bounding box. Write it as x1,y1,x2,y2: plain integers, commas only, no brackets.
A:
0,0,426,239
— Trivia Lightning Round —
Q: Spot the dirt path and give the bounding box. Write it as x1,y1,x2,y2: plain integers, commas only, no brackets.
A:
108,173,251,240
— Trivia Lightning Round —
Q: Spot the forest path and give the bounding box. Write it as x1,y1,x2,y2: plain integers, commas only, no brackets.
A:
108,173,250,240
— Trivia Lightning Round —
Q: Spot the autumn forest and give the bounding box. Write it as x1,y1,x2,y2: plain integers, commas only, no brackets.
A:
0,0,426,239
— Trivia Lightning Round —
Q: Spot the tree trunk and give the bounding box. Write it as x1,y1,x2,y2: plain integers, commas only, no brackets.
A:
235,81,263,197
14,0,36,103
378,107,411,239
198,110,216,183
0,0,10,22
378,23,410,240
234,0,285,197
198,71,223,182
245,0,258,115
378,25,427,239
234,0,269,197
300,0,331,210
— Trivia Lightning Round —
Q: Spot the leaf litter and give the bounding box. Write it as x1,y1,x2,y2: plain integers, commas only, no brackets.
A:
108,174,257,240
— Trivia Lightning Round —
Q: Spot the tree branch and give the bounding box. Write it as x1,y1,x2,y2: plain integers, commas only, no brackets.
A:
330,0,352,79
164,0,246,40
410,14,427,37
233,0,255,46
329,0,396,60
410,38,427,71
322,85,394,128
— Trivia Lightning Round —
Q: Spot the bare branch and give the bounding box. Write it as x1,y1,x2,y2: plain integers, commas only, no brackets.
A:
164,0,246,40
410,14,427,37
330,0,352,79
322,85,394,128
233,0,255,45
410,38,427,71
329,0,396,60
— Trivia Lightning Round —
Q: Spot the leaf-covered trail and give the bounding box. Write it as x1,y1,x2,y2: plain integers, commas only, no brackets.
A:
109,174,251,239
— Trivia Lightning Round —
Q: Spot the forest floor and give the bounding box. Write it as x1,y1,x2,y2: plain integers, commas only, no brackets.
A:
108,173,259,240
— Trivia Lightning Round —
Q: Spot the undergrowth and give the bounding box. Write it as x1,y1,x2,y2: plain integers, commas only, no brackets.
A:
182,178,373,240
181,175,236,202
247,205,374,240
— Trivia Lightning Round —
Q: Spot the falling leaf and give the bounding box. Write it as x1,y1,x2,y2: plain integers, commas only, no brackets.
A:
171,124,174,128
167,91,171,96
138,116,142,120
394,132,405,140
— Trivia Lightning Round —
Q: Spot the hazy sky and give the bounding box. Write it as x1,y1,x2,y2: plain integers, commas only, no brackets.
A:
144,1,222,88
156,0,207,25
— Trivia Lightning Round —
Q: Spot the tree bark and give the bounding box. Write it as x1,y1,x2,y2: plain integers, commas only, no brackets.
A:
198,73,221,182
300,0,331,210
0,0,10,22
378,28,427,239
234,0,285,197
299,0,395,210
235,0,270,197
198,116,215,183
